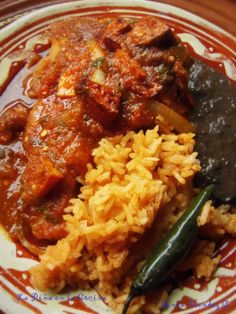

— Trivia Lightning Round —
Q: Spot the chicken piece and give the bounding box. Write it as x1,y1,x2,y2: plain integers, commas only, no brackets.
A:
21,155,63,203
78,78,121,123
52,103,84,129
30,221,67,240
128,16,177,47
112,49,162,98
53,39,108,111
119,96,155,129
105,19,132,37
0,102,29,144
113,49,146,89
102,19,131,52
23,97,84,151
22,96,94,203
114,49,146,81
57,70,78,98
22,175,76,241
29,39,62,98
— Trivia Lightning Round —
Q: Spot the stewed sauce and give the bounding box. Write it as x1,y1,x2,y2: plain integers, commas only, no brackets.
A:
0,16,192,253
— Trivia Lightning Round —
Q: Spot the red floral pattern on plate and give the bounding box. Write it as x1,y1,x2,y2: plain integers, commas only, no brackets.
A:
0,2,235,314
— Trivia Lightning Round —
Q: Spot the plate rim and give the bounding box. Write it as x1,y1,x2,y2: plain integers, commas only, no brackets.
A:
0,1,235,314
0,0,235,45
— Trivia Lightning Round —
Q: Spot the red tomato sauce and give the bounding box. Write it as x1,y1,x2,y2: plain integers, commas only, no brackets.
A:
0,16,192,254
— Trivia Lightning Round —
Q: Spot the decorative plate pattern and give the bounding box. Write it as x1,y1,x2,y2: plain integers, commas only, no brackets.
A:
0,1,235,314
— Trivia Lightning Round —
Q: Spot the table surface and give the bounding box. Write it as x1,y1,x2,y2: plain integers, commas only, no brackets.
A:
0,0,235,36
161,0,236,37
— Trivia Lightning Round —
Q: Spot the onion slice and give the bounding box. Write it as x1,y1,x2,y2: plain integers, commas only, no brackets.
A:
148,100,194,133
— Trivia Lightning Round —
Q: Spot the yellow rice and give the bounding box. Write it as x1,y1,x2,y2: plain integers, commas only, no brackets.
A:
30,125,236,313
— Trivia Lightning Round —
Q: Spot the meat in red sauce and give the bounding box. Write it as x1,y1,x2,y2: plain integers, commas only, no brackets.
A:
0,101,29,144
0,16,192,253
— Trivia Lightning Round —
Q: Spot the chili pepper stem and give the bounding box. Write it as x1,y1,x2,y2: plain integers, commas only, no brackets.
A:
122,292,135,314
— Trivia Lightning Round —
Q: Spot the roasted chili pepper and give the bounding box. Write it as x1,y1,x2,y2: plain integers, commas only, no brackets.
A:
122,185,214,314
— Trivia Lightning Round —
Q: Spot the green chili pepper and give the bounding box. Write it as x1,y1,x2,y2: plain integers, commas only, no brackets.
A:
122,185,214,314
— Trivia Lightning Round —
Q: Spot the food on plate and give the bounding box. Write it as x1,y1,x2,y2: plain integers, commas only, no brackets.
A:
0,16,193,248
30,126,201,303
123,185,214,314
189,60,236,203
29,126,235,313
0,15,235,314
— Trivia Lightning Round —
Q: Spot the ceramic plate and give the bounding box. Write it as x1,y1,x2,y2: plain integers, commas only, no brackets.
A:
0,1,235,313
